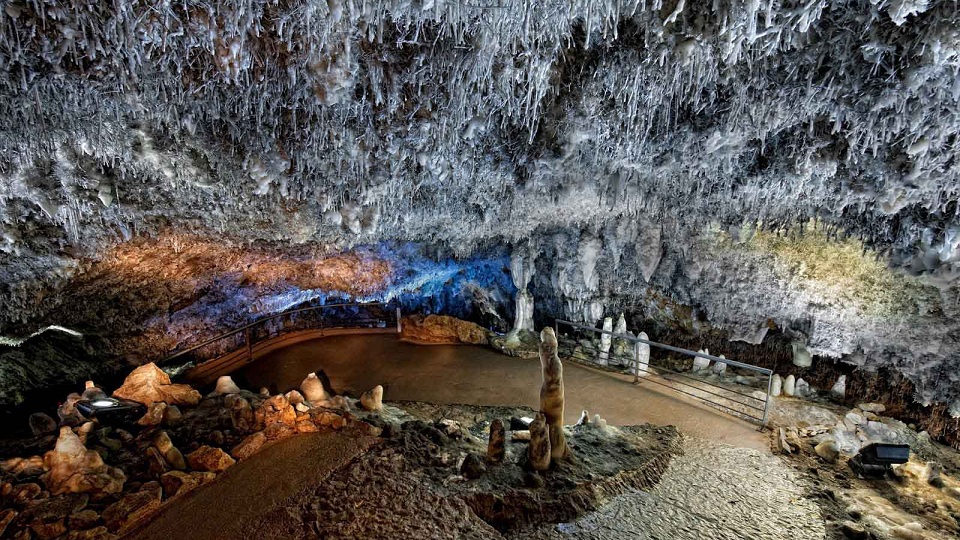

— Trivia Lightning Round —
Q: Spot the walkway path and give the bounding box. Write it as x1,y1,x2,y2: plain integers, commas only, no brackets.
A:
238,334,768,451
123,432,377,540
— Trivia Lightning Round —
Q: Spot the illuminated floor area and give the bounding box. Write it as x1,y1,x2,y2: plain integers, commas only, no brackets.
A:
238,334,768,451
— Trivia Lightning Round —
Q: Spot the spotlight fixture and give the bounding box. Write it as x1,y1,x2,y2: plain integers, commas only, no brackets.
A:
76,397,146,425
848,443,910,479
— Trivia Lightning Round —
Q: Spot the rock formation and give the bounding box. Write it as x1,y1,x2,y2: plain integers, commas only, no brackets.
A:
112,363,201,406
300,373,327,404
784,375,797,397
598,317,613,365
692,350,711,372
401,315,489,345
186,446,236,473
213,376,242,396
41,427,125,495
487,419,505,464
636,331,651,377
527,413,551,472
771,374,783,397
539,327,569,460
359,385,383,412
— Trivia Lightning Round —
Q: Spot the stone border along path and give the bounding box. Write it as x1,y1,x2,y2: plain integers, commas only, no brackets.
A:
238,333,769,451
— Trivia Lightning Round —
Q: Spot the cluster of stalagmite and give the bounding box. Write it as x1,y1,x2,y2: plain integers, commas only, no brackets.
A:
524,327,571,471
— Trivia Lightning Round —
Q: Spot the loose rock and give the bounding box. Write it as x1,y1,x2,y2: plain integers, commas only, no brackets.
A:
28,413,58,437
112,363,201,407
41,427,125,495
137,402,168,426
815,439,840,464
460,453,487,479
186,445,235,472
153,431,186,470
160,470,215,498
231,431,267,461
102,482,162,533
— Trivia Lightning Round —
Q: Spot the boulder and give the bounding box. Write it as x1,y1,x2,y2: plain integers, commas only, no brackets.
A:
41,427,125,495
360,385,384,411
815,439,840,463
284,390,306,406
711,355,727,375
635,331,650,376
164,405,183,425
226,395,256,433
160,470,215,498
152,431,186,470
310,411,347,430
67,509,100,530
137,402,168,426
213,376,242,396
460,453,487,479
17,493,88,526
29,413,58,437
145,447,170,477
9,483,42,505
0,509,15,538
102,482,162,533
858,403,886,414
186,446,235,472
30,519,67,539
1,456,46,478
112,363,201,406
300,373,326,403
67,526,111,540
487,419,505,463
255,395,297,429
400,314,488,345
925,461,943,487
795,378,810,397
231,432,267,461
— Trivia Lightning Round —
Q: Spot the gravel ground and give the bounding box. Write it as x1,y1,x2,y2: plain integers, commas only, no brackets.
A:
514,436,825,540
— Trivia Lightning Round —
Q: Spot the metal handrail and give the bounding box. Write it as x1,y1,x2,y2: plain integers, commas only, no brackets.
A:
161,301,399,366
555,319,773,429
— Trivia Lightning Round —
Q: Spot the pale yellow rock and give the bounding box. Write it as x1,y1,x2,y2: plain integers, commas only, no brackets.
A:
112,363,201,406
41,427,125,495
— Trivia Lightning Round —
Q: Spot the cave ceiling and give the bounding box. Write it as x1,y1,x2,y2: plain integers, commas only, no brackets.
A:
0,1,957,407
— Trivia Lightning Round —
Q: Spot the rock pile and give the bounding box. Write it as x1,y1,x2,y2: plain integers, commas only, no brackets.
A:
0,364,384,540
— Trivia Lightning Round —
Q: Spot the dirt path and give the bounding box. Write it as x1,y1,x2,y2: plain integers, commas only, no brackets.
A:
124,432,378,540
239,334,768,451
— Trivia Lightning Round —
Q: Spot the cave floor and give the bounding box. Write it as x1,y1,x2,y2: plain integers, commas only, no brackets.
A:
236,333,768,451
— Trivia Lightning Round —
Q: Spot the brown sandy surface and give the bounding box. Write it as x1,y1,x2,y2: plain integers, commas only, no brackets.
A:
239,334,768,450
122,432,378,540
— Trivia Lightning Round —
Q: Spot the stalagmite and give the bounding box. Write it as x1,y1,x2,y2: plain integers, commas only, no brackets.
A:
712,355,728,375
692,349,711,372
636,332,651,377
598,317,613,366
831,375,846,399
528,413,551,471
42,427,126,495
300,373,327,404
771,374,783,397
539,327,569,460
784,374,797,397
213,376,242,396
487,418,505,464
360,385,383,411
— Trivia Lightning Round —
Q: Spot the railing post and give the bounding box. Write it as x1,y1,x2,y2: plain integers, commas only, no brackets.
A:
760,371,773,431
396,307,402,333
244,327,252,363
633,340,641,384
